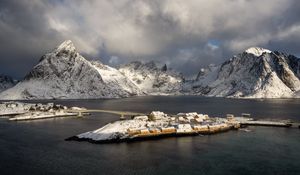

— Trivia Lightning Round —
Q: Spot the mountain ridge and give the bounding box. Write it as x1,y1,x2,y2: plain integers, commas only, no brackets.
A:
0,41,299,99
0,41,142,99
188,47,300,98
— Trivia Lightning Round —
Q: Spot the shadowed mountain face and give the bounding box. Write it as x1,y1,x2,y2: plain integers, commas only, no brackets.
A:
0,41,299,100
0,75,16,92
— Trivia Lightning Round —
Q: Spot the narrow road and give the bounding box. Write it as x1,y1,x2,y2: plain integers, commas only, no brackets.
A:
66,109,146,118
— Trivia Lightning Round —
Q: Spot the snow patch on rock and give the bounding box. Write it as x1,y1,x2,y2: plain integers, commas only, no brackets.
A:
245,47,271,57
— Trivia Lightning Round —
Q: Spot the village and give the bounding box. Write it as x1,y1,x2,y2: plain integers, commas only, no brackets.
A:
127,111,241,137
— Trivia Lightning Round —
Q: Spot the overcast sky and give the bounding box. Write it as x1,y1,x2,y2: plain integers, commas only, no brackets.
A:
0,0,300,78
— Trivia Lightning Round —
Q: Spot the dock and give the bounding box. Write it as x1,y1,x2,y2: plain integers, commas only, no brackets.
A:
239,120,292,127
232,113,295,128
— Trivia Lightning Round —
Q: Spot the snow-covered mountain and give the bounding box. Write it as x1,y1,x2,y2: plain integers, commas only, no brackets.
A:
119,61,184,95
189,47,300,98
0,40,181,100
0,40,142,100
1,40,299,99
0,75,16,92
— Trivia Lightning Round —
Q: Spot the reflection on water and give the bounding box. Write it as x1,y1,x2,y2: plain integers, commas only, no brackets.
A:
0,96,300,175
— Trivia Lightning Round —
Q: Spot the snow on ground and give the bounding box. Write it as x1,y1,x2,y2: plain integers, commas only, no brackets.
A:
77,111,172,141
78,120,148,141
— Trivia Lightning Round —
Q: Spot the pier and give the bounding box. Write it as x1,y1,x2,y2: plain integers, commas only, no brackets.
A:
232,114,296,128
239,120,292,127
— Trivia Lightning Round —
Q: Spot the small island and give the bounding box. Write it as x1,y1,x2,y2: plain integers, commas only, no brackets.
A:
67,111,298,144
0,102,86,121
67,111,245,143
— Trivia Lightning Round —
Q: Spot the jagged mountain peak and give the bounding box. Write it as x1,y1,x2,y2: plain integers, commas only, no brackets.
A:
0,40,144,99
0,74,14,83
121,61,159,70
121,61,143,69
38,40,78,63
54,40,76,53
144,61,157,69
244,47,272,57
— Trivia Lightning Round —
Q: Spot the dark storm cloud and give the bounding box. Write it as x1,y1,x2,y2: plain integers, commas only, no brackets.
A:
0,0,64,78
0,0,300,78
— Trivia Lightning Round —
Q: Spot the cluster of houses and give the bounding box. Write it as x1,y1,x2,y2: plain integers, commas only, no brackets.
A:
1,102,70,114
28,103,68,112
126,111,241,138
2,102,86,121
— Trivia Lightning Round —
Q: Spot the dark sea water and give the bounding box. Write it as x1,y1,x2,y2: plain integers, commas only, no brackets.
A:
0,96,300,175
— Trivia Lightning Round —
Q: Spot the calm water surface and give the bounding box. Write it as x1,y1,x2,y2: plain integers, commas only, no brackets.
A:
0,96,300,175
